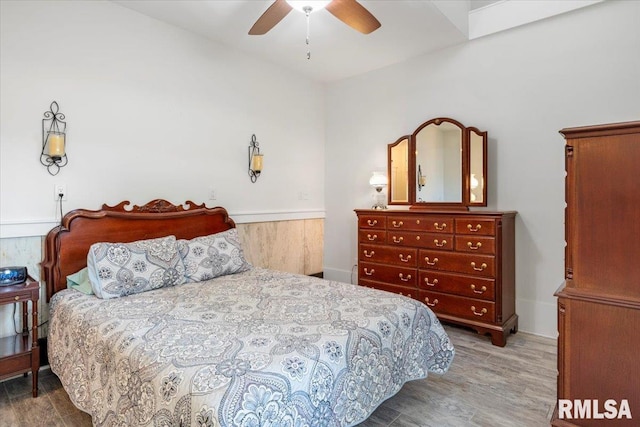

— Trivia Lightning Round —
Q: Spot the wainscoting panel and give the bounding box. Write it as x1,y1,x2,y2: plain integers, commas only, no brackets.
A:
236,218,324,276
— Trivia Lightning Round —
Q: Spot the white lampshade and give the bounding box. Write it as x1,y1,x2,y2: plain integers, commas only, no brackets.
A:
369,172,388,188
286,1,330,13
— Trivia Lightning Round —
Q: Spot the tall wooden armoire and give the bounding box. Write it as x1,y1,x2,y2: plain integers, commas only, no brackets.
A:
552,121,640,426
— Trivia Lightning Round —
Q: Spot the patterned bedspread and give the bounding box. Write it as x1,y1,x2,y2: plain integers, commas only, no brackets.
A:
49,268,454,426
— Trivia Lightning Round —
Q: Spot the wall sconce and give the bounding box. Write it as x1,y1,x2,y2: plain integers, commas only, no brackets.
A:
418,164,426,190
369,171,388,210
41,101,67,176
248,134,263,183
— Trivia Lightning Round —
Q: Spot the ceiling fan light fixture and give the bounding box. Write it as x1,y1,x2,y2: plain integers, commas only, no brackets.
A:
286,0,331,14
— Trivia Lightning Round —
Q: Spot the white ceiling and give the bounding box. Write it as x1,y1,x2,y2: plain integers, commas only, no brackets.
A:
112,0,502,82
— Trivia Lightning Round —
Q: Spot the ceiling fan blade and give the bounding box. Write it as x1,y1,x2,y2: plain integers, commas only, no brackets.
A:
326,0,381,34
248,0,293,35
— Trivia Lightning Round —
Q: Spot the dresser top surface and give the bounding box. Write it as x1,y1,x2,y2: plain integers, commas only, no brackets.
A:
560,120,640,138
355,209,517,217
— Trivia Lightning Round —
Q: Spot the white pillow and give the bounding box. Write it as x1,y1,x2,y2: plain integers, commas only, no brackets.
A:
87,235,186,299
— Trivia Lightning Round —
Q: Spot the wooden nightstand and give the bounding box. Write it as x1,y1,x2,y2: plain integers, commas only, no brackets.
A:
0,277,40,397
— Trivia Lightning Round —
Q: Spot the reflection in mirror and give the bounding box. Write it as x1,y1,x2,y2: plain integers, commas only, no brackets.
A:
389,138,409,203
470,130,485,204
415,122,462,203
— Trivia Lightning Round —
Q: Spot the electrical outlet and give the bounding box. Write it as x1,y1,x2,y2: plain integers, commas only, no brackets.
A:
209,189,216,200
54,184,67,201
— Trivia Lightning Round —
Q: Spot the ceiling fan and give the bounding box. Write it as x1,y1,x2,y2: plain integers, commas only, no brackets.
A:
248,0,381,36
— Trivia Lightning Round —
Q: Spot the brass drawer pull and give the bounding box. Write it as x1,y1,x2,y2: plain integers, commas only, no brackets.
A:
416,220,421,225
399,292,412,298
425,297,439,307
434,239,447,247
364,268,375,276
399,273,412,282
392,220,404,228
471,306,488,316
424,257,438,266
467,241,482,250
363,250,375,258
471,262,487,271
424,278,439,287
367,219,378,226
399,254,412,263
392,236,404,244
470,284,487,294
467,224,482,232
14,296,20,301
415,235,421,241
434,222,447,231
367,234,378,241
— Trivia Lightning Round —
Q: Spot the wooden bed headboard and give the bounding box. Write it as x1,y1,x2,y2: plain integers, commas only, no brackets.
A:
41,199,236,301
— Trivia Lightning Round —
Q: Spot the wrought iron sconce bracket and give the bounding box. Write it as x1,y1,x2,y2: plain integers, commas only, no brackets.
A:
41,101,68,176
248,134,263,183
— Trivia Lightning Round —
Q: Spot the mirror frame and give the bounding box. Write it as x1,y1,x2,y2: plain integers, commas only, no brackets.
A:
388,117,487,209
387,136,411,206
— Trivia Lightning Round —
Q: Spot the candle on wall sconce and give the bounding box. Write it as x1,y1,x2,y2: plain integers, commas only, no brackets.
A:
48,133,65,157
41,101,68,176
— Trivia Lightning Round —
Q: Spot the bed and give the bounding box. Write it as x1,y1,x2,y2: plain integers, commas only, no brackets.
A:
41,200,454,426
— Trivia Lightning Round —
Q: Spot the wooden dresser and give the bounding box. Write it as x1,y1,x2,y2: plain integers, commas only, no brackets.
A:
552,121,640,426
355,209,517,346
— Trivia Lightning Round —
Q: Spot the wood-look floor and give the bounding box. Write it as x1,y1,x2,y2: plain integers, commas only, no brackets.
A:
0,325,557,427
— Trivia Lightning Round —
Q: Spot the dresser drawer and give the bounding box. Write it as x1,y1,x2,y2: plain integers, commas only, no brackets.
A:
419,250,496,277
419,290,496,322
454,236,496,255
386,216,425,231
455,218,496,236
423,217,454,233
358,215,386,230
385,230,420,246
360,279,417,299
386,231,454,249
422,233,453,251
360,244,417,267
418,270,495,301
360,262,417,287
358,229,386,244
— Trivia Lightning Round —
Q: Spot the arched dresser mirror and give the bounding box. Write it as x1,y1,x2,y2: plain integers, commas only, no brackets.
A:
388,117,487,209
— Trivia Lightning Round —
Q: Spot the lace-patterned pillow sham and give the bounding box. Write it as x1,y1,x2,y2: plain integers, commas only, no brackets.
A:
178,228,251,282
87,235,186,299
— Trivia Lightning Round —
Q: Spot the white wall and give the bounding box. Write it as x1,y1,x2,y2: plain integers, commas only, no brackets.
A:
0,0,325,237
324,0,640,337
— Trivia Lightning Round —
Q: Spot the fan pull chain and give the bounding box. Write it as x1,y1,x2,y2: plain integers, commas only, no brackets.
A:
304,6,311,60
